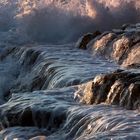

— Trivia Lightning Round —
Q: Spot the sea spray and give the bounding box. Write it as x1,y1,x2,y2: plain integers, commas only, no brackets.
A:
0,0,140,44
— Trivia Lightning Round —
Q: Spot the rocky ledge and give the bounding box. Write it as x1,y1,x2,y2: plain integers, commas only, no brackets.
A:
76,23,140,110
77,23,140,68
75,70,140,110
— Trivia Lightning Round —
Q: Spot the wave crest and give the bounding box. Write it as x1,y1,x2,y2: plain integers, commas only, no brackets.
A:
0,0,140,44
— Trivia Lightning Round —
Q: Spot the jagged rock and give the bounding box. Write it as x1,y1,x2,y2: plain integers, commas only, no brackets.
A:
92,31,140,65
75,70,140,110
112,35,131,63
112,32,140,64
120,82,140,110
76,31,101,49
78,24,140,68
122,43,140,67
106,80,125,105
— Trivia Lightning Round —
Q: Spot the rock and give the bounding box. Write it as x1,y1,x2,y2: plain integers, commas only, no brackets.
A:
76,70,140,110
112,35,131,63
112,32,140,64
91,32,117,57
106,80,124,105
121,82,140,110
76,31,101,49
122,43,140,67
76,23,140,68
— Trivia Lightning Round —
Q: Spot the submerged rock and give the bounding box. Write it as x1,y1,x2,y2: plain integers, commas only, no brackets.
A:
0,88,75,130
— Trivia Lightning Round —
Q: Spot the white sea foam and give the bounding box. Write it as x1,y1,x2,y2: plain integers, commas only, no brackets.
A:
0,0,140,43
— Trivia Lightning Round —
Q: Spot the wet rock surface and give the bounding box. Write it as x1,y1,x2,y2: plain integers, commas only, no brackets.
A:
77,23,140,68
76,70,140,110
76,31,101,50
75,23,140,112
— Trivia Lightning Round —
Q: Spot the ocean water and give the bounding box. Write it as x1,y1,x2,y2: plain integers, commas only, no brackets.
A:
0,0,140,140
0,0,140,44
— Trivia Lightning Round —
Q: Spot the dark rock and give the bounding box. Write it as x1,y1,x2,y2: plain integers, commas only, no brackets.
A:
19,107,34,126
122,82,140,110
91,32,117,57
77,24,140,68
76,31,101,50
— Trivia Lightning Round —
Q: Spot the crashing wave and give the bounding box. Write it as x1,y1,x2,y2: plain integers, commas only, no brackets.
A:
0,0,140,44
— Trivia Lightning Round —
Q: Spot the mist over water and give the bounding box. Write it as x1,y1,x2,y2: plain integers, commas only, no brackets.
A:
0,0,140,44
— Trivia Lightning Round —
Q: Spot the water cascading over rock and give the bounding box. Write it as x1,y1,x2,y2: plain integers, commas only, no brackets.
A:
0,0,140,140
